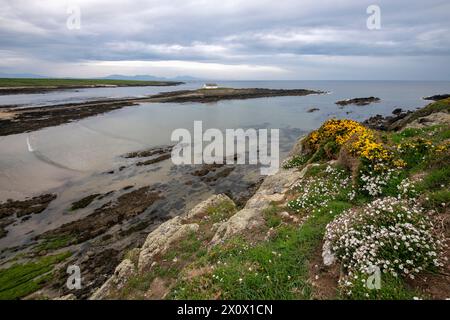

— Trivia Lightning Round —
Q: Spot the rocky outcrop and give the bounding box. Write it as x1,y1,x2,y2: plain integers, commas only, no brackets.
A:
363,109,413,131
364,98,450,131
423,94,450,101
90,194,232,299
138,221,199,272
89,259,137,300
335,97,380,106
405,112,450,129
89,156,312,299
288,136,306,157
210,165,310,245
137,193,232,271
88,132,315,299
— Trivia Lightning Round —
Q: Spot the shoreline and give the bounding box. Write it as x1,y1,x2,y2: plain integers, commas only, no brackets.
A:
0,87,324,136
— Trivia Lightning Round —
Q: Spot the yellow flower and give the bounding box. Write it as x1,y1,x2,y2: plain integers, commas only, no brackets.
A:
393,159,407,168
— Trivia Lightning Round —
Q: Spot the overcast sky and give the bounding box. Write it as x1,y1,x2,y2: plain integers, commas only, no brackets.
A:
1,0,449,80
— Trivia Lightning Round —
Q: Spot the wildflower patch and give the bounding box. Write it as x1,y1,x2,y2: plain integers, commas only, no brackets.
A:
304,119,391,163
324,197,446,297
287,165,356,213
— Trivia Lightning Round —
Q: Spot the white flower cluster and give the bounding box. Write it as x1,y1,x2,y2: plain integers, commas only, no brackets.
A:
287,165,355,212
282,155,308,169
324,197,446,290
359,164,398,197
397,178,417,199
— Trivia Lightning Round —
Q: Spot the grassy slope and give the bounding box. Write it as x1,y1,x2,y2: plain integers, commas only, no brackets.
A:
101,98,448,300
0,78,181,87
2,99,447,300
392,97,450,129
168,99,449,300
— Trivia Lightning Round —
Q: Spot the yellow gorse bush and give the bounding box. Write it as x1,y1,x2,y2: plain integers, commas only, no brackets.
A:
305,119,392,162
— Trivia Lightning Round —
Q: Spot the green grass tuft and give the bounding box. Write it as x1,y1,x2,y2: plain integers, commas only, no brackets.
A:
0,252,71,300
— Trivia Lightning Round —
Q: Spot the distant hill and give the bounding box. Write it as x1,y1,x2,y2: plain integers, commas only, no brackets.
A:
0,73,201,81
0,73,48,78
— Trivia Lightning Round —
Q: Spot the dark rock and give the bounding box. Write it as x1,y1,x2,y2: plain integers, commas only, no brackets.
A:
124,146,173,159
336,97,380,106
423,94,450,101
0,217,15,239
70,194,100,211
392,108,403,115
136,154,171,166
40,186,163,244
363,109,413,131
0,194,56,219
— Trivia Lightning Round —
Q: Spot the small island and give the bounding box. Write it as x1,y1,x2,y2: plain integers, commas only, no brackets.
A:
335,96,380,106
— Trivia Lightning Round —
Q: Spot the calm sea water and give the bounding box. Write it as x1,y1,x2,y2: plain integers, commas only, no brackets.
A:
0,80,448,247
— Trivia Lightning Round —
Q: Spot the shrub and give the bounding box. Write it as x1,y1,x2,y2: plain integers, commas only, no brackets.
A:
287,165,356,213
282,154,309,169
356,162,402,197
304,119,391,163
324,197,446,296
395,138,434,169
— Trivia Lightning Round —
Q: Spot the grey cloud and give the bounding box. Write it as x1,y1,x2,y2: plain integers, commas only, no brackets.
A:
0,0,449,79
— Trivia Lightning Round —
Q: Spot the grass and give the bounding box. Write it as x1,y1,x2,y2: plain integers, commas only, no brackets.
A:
416,166,450,191
422,189,450,213
263,205,283,228
406,98,450,123
90,105,449,300
118,231,204,298
389,126,440,144
282,155,310,169
166,116,448,300
169,201,352,299
0,78,181,88
0,252,71,300
203,200,237,225
342,273,417,300
115,199,236,299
